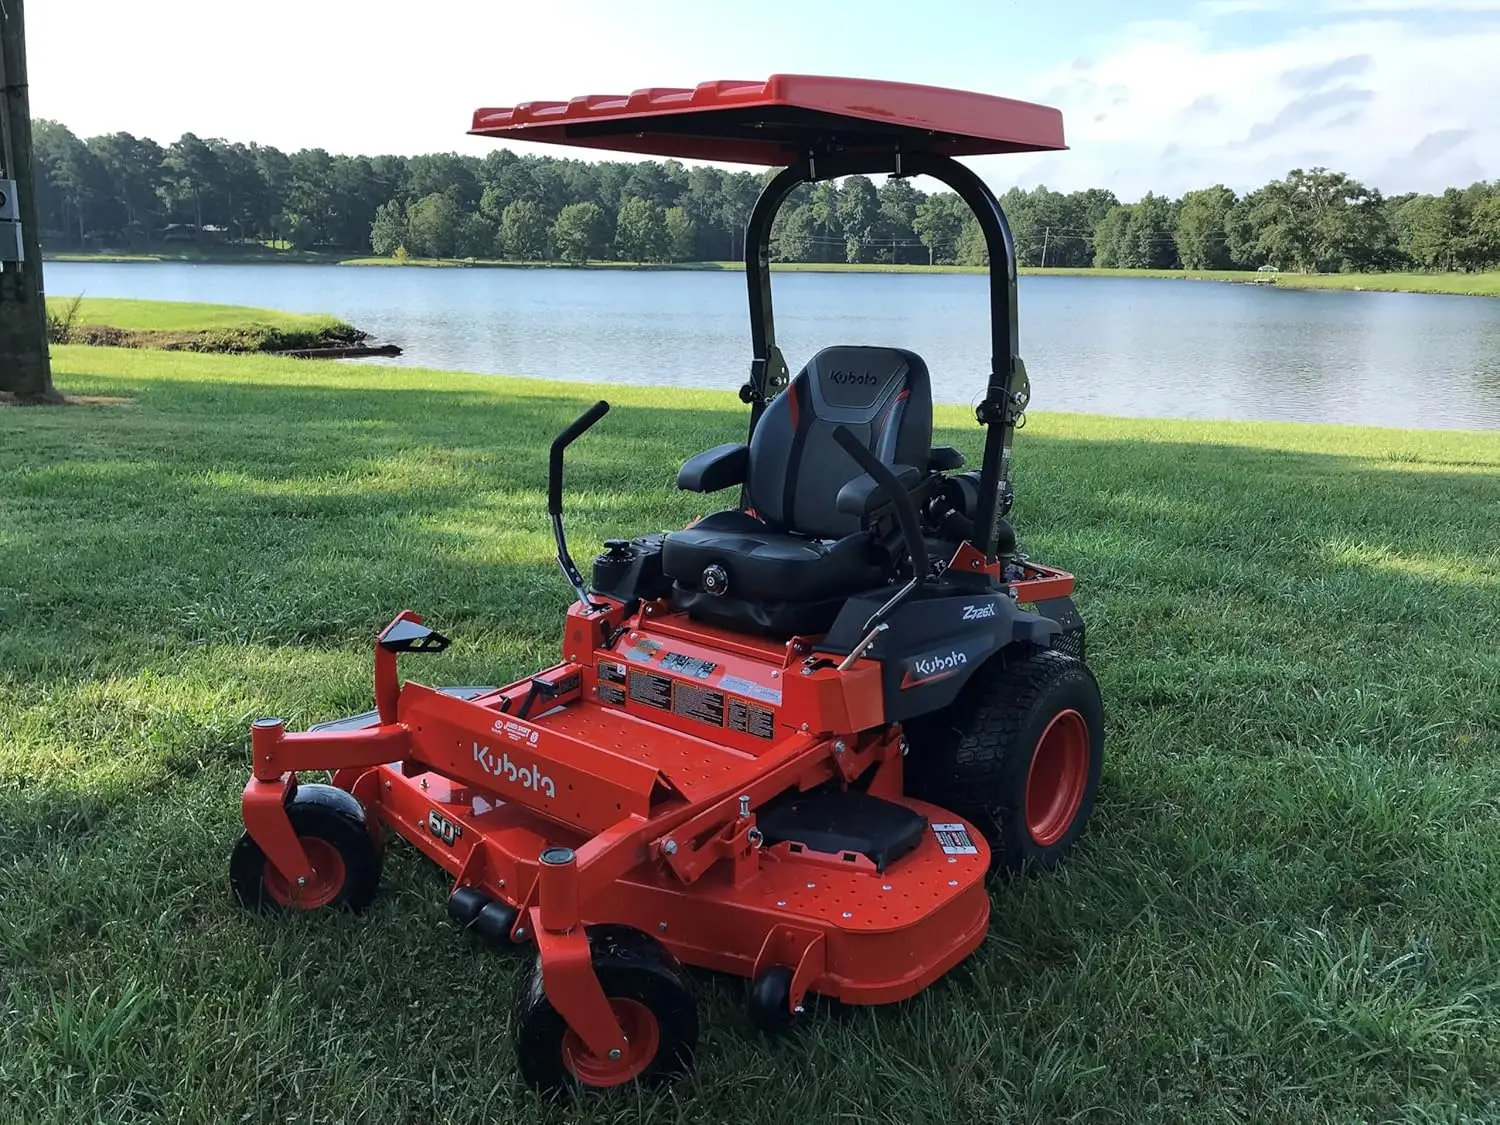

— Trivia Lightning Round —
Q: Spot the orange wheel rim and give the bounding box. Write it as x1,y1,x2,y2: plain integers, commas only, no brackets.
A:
264,836,346,909
1025,709,1090,846
562,998,661,1088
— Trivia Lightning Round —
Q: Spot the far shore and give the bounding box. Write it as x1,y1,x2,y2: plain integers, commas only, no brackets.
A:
43,250,1500,299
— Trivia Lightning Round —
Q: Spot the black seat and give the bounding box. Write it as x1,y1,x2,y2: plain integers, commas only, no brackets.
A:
663,345,933,636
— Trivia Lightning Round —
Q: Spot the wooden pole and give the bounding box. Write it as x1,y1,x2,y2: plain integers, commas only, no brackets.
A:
0,0,57,401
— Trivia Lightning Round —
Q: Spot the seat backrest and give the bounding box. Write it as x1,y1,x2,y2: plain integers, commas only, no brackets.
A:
745,345,932,540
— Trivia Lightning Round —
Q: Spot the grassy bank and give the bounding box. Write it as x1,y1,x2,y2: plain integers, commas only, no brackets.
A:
45,296,366,354
3,349,1500,1122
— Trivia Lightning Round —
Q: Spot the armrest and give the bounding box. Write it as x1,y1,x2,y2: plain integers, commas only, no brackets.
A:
929,446,965,472
836,464,923,519
676,442,749,493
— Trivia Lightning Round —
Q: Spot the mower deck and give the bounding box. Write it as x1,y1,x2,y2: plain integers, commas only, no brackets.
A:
245,597,995,1008
369,760,988,1004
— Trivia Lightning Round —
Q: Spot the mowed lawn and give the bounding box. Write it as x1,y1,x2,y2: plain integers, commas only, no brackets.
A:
3,347,1499,1124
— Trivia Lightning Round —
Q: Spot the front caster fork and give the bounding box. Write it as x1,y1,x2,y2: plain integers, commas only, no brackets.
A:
532,846,629,1060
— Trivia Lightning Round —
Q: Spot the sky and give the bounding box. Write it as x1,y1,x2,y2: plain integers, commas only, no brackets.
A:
24,0,1500,201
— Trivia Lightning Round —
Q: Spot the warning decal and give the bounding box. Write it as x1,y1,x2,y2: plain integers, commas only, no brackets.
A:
672,682,725,727
628,669,672,710
931,822,978,855
727,698,775,740
597,660,626,684
598,682,626,706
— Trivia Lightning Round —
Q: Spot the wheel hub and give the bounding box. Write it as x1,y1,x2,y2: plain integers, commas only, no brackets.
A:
561,998,661,1087
263,836,346,909
1025,709,1089,846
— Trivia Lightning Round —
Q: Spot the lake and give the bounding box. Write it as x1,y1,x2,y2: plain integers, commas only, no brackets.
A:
46,262,1500,430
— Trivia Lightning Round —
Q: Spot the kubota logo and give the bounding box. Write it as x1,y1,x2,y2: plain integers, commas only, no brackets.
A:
829,369,877,385
473,741,556,797
911,649,967,678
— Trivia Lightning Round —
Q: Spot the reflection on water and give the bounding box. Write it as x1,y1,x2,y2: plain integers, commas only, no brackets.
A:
46,261,1500,430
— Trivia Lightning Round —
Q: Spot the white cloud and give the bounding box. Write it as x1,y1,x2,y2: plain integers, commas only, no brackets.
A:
981,15,1500,198
1322,0,1500,10
1199,0,1290,14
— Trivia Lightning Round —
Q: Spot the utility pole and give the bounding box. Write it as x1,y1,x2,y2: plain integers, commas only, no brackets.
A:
1040,226,1050,269
0,0,57,402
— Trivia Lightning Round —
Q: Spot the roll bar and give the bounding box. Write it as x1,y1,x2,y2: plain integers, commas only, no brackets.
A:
738,152,1027,565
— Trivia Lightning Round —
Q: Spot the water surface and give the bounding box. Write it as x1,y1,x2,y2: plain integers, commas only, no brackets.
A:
46,262,1500,429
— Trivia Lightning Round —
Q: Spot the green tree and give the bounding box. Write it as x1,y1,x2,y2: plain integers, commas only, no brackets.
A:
407,192,461,258
1174,185,1237,269
457,212,495,259
499,199,548,260
718,172,762,260
614,196,667,262
1460,189,1500,270
160,132,226,240
212,140,271,243
1130,192,1179,269
1091,206,1132,268
836,175,879,262
913,193,965,264
552,201,607,263
664,206,696,262
684,165,727,258
405,153,481,209
87,131,165,246
32,120,119,247
876,177,921,263
955,214,988,266
369,199,408,256
771,204,816,262
1245,167,1385,273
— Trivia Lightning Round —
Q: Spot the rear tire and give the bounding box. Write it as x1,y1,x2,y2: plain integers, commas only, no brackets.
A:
903,646,1104,876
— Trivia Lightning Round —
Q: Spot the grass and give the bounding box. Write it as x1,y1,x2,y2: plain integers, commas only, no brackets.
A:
43,297,365,353
3,348,1500,1123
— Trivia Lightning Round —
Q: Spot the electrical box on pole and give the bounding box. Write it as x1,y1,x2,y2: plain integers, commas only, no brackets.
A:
0,178,22,265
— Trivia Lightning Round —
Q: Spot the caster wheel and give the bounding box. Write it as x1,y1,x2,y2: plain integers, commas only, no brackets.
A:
511,924,697,1097
447,886,490,928
229,783,381,912
474,900,523,945
747,964,800,1035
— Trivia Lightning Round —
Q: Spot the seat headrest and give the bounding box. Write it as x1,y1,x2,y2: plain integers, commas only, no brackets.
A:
799,346,927,420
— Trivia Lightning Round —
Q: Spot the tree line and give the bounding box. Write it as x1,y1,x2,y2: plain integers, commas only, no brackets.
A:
31,119,1500,273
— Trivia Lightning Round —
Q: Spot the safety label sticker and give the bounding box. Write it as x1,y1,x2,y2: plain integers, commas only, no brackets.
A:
931,822,978,855
628,669,672,710
718,674,782,707
598,682,626,706
672,682,724,726
597,660,626,684
727,698,775,740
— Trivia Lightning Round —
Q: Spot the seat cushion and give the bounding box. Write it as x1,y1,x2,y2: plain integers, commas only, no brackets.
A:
662,510,886,605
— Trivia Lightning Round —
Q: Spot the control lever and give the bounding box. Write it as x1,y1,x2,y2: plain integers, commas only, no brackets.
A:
830,426,931,668
548,400,610,610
